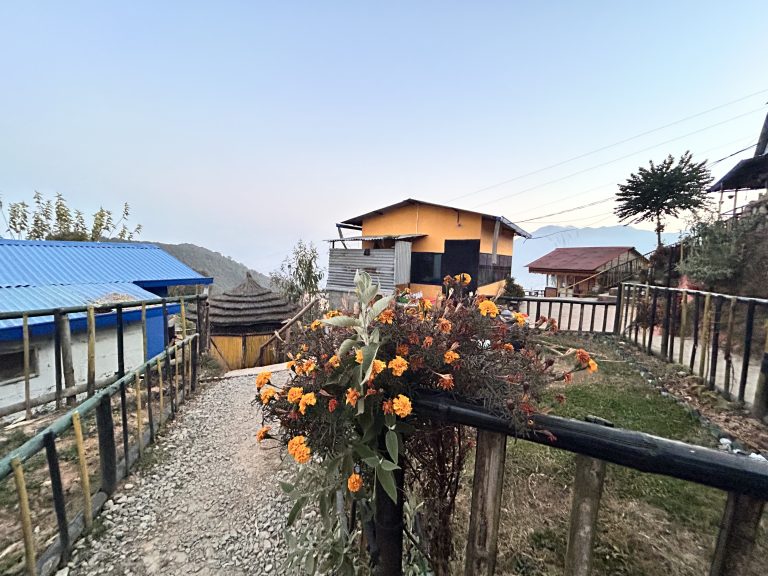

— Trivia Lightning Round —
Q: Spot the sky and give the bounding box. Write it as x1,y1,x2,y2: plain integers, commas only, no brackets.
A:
1,1,766,275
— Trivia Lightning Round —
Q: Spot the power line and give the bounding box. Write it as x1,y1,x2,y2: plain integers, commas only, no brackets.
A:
448,87,768,203
472,106,766,210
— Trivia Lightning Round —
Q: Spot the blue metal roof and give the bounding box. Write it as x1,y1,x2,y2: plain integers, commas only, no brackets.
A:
0,239,212,288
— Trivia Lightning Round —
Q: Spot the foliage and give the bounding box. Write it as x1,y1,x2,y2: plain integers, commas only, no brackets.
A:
256,271,598,574
271,240,325,305
503,275,526,298
615,152,713,246
0,191,141,241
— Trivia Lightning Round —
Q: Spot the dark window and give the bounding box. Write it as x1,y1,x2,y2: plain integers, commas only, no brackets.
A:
478,253,513,286
411,252,443,284
0,348,38,385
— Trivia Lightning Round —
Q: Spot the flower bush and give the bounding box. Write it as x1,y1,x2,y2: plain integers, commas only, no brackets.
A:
256,270,595,574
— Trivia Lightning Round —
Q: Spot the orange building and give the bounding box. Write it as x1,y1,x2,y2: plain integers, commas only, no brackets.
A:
326,199,530,302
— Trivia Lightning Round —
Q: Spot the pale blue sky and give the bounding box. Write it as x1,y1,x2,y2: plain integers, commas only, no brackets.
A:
0,2,765,274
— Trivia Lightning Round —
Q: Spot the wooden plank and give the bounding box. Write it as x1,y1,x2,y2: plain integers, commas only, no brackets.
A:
709,296,724,390
739,301,756,403
72,412,93,529
678,290,688,366
709,492,765,576
180,297,187,339
43,431,70,563
22,314,31,419
11,457,36,575
565,454,606,576
57,312,76,405
699,293,712,378
134,371,143,457
54,310,63,409
750,320,768,420
87,305,96,397
723,297,737,398
157,359,164,423
464,430,507,575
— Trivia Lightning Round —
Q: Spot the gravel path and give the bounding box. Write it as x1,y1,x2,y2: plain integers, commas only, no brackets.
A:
68,374,290,576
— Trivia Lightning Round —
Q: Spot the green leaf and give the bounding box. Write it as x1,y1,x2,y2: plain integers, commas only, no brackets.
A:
353,442,376,460
385,430,399,463
359,343,379,386
279,481,295,494
379,458,399,472
370,295,394,318
323,315,361,328
362,282,379,305
363,456,380,468
338,338,358,356
287,496,307,526
376,467,398,503
384,413,396,429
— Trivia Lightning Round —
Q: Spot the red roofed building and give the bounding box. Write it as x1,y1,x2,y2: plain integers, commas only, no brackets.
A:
527,246,647,297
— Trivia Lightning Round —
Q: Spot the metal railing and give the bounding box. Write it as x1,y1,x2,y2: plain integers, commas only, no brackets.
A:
499,295,618,333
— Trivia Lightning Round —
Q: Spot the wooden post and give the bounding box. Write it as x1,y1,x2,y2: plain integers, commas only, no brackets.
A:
374,466,404,576
57,311,76,405
192,335,199,392
95,394,117,495
119,381,130,465
641,283,650,350
180,297,187,339
22,314,31,419
709,492,765,576
565,455,606,576
750,320,768,420
678,290,688,366
612,284,623,335
723,297,737,398
465,430,507,576
11,457,36,575
87,305,96,397
43,431,70,563
72,411,93,529
709,296,724,390
116,305,125,378
141,303,148,362
54,310,63,409
134,371,144,456
739,301,756,404
699,293,712,379
145,364,155,443
157,359,165,422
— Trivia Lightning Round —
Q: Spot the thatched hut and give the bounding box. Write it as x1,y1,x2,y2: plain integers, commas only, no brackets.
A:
205,273,295,370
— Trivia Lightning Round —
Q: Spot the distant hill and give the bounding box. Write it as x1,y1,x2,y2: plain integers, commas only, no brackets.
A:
154,242,271,293
513,225,679,290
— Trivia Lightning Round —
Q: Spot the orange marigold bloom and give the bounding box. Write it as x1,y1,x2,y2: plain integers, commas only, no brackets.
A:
310,319,322,331
503,343,515,351
287,386,304,404
370,359,386,379
327,355,341,369
437,318,452,334
478,300,499,318
454,273,471,286
515,313,526,327
396,343,410,356
256,426,270,443
347,473,363,493
377,308,395,324
420,298,433,311
408,333,420,345
255,371,271,390
392,394,412,418
302,359,317,374
328,398,339,412
355,349,364,364
423,336,434,348
388,355,409,377
587,359,599,373
260,388,276,405
324,309,342,319
299,392,317,415
346,387,360,407
438,373,455,390
575,349,591,366
287,436,311,464
444,350,460,365
382,399,394,415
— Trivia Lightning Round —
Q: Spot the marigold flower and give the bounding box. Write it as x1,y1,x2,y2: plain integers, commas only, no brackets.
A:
287,436,311,464
515,314,526,326
256,426,270,443
392,394,412,418
255,371,271,390
301,359,317,374
324,310,342,319
388,355,409,377
479,300,500,318
420,298,433,311
260,388,276,405
443,275,454,285
347,473,363,493
377,308,395,324
396,343,410,356
286,360,296,371
408,333,420,344
328,398,339,412
454,273,471,286
355,349,364,364
370,359,386,379
310,319,322,331
382,399,394,415
299,392,317,415
346,387,360,407
575,349,591,365
437,318,452,334
587,359,599,373
503,343,515,351
365,387,378,397
444,350,460,365
327,355,341,369
287,386,304,404
423,336,434,348
438,373,455,390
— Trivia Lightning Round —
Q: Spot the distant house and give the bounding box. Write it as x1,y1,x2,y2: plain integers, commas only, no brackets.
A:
326,198,531,303
526,246,647,297
0,240,212,408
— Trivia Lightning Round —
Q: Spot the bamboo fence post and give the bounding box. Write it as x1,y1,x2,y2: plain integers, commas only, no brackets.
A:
141,303,148,362
641,283,650,350
699,293,712,379
750,320,768,420
54,310,63,408
180,297,187,340
157,359,164,422
22,314,31,419
134,371,144,457
175,348,181,404
565,454,606,576
11,457,36,575
95,394,117,495
723,297,737,398
72,411,93,529
465,430,507,575
57,312,76,405
630,285,639,339
709,492,765,576
87,305,96,397
678,290,688,366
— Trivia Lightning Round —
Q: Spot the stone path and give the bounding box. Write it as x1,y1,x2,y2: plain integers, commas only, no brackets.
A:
68,374,290,576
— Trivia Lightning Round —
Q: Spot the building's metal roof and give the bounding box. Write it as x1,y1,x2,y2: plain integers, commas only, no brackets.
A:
337,198,532,239
0,239,212,289
325,234,427,243
527,247,642,273
709,154,768,192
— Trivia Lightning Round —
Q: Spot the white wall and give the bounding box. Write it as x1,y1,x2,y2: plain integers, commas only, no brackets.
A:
0,323,145,409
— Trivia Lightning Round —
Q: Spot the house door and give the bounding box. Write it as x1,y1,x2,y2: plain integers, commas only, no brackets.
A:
441,240,480,291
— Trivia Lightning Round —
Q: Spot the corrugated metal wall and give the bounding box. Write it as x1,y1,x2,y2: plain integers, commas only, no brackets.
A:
327,249,396,292
394,241,411,285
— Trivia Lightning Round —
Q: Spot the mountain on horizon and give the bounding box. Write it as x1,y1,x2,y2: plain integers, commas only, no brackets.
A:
512,225,679,290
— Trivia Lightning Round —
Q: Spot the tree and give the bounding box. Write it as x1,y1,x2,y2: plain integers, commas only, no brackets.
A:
0,191,142,241
615,151,713,247
270,240,324,305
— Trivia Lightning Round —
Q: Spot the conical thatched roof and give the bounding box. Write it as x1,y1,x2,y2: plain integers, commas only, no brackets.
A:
205,272,296,328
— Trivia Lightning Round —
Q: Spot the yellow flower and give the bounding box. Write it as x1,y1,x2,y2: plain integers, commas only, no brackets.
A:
587,359,599,373
256,426,270,442
444,350,460,365
419,299,432,311
260,388,276,405
255,371,271,390
377,308,395,324
302,359,317,374
347,473,363,493
346,387,360,407
370,359,386,379
454,273,471,286
310,319,322,331
503,343,515,351
287,386,304,404
355,349,364,364
388,356,409,377
327,355,341,369
299,392,317,415
392,394,412,418
576,349,591,366
324,310,342,319
287,436,311,464
478,300,499,318
515,313,526,326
